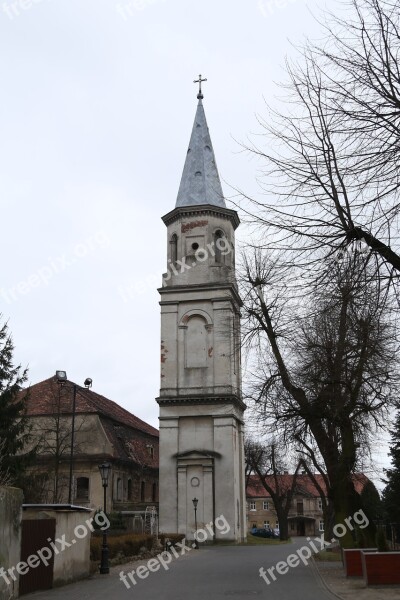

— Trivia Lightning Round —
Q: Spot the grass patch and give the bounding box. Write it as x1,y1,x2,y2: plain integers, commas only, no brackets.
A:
242,536,291,546
313,549,342,562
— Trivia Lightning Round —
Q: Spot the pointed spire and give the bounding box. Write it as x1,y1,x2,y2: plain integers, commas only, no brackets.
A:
176,94,226,209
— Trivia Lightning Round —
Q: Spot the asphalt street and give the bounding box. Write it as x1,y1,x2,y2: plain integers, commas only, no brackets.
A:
26,539,338,600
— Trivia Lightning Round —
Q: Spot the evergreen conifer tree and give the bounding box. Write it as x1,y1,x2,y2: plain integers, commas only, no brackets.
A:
382,407,400,524
0,318,33,483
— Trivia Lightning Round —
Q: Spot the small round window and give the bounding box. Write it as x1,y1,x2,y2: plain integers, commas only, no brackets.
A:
192,242,199,251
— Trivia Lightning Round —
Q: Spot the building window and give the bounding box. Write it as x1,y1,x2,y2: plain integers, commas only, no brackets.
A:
170,234,178,263
263,501,269,510
249,501,256,511
291,522,295,531
141,481,146,502
297,501,304,515
264,521,270,529
214,229,225,263
152,482,157,502
127,479,132,500
75,476,89,500
147,445,154,458
116,478,122,501
318,499,323,510
252,522,257,529
275,522,279,529
319,521,324,532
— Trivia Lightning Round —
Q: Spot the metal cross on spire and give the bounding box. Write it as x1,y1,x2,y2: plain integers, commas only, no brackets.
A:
194,74,207,100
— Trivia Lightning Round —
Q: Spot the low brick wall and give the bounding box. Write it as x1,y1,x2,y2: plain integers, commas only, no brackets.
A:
362,551,400,585
0,487,23,600
343,548,377,577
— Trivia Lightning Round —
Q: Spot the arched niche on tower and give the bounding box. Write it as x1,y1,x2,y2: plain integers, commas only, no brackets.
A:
169,233,178,263
212,228,232,266
180,310,213,370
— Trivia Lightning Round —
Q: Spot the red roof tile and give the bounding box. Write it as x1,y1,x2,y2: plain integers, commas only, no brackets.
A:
100,418,158,469
246,473,368,498
20,376,159,438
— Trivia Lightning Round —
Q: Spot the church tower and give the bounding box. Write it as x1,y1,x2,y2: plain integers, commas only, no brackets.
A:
157,81,246,543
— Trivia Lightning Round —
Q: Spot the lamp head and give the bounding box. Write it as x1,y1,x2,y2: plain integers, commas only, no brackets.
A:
56,370,67,383
192,497,198,509
98,462,112,486
84,378,93,389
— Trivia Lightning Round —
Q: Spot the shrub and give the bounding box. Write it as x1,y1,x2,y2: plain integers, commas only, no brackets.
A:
108,512,127,531
90,533,154,561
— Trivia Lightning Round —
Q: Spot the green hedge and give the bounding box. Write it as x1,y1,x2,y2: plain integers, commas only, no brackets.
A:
90,533,154,561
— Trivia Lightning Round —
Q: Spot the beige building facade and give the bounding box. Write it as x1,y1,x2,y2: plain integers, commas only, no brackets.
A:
247,490,325,537
246,473,369,536
21,376,159,513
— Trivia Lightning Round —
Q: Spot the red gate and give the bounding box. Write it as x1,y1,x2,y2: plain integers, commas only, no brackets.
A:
19,519,56,596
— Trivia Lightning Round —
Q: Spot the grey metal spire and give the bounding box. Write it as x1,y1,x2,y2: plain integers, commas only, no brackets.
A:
175,93,226,209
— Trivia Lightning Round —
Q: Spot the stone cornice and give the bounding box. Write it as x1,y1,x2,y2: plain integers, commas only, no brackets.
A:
156,394,247,412
158,282,243,308
162,204,240,230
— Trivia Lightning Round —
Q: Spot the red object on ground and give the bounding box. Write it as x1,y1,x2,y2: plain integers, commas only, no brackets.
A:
362,551,400,585
343,548,377,577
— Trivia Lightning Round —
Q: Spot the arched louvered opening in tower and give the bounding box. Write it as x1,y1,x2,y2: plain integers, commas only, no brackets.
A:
170,233,178,263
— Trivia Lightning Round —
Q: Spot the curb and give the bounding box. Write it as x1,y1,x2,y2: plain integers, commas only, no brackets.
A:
310,557,345,600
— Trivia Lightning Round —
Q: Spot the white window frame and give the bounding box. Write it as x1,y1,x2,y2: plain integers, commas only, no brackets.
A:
318,499,323,510
263,501,269,510
319,520,324,532
249,501,256,511
264,520,270,529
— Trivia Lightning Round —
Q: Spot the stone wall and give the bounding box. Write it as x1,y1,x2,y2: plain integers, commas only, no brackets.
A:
22,508,93,586
0,487,23,600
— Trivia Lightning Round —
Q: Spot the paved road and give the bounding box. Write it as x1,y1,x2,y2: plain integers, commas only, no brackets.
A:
26,539,338,600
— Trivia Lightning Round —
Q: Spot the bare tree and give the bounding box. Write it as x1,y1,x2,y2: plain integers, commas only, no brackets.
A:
296,446,336,541
318,0,400,189
242,250,399,546
238,0,400,295
29,379,92,503
245,437,301,541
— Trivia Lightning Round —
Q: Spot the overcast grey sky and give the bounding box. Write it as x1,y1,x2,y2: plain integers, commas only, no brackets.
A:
0,0,392,483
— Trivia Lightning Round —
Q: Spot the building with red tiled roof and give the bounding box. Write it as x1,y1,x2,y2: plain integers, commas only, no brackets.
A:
246,472,369,536
20,376,159,512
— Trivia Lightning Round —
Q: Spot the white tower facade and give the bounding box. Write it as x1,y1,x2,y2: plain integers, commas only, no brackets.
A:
157,94,246,543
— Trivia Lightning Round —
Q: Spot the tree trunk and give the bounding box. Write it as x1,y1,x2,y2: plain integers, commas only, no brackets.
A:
277,507,289,541
328,469,376,547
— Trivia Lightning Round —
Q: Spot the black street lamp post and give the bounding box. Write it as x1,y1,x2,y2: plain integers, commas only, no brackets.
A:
68,383,77,504
56,371,92,505
98,462,111,574
192,497,199,549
